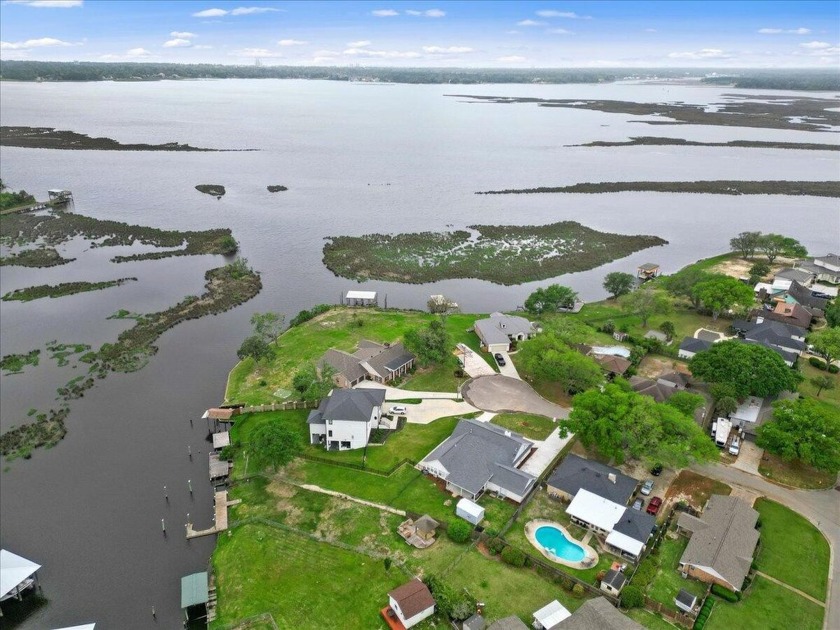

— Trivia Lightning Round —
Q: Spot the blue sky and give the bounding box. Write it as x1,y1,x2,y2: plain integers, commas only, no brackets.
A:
1,0,838,67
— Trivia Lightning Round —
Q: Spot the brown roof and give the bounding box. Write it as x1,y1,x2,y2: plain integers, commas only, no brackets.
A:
414,515,439,535
749,303,811,330
628,376,674,403
389,579,435,619
207,408,236,420
595,354,632,375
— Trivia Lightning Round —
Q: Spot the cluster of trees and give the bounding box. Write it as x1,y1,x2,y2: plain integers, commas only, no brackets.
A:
517,333,603,396
603,272,636,299
729,231,807,263
757,398,840,473
0,179,35,211
661,268,754,319
292,363,336,402
701,71,840,92
524,284,578,315
559,381,718,467
237,312,284,362
620,286,671,327
423,574,476,622
403,319,451,366
248,420,301,472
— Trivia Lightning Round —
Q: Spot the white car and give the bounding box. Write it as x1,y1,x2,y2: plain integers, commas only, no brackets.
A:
729,436,741,456
389,405,408,415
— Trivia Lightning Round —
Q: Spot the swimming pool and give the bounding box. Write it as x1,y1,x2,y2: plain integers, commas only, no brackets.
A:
534,525,586,562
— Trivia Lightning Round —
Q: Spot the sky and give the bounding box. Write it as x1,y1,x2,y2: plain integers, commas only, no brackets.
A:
1,0,838,68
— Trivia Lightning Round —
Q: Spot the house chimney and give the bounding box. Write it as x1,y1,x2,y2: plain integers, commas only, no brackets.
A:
608,473,617,484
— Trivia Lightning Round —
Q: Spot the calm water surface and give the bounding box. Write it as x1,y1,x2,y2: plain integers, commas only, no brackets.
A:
0,79,838,628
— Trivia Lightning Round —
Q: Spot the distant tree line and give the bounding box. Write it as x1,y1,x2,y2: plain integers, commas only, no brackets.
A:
702,70,840,92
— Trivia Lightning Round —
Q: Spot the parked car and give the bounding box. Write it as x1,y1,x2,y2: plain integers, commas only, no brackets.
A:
650,463,663,477
494,353,506,366
641,480,654,496
729,436,741,456
632,497,644,511
710,421,717,437
388,406,408,415
646,496,663,516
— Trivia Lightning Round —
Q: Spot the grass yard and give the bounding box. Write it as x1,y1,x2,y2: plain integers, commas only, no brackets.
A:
753,498,830,601
211,523,406,629
225,308,485,404
442,547,586,624
705,576,824,630
492,413,558,440
663,470,731,511
646,536,708,610
797,361,840,409
626,608,680,630
758,450,836,489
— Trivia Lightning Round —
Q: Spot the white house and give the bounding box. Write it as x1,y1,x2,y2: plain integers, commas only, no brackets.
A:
307,388,386,451
566,489,656,561
388,579,435,628
474,312,536,353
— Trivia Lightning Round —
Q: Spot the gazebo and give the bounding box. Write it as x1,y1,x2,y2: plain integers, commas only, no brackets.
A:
637,263,660,280
345,290,378,307
0,549,40,605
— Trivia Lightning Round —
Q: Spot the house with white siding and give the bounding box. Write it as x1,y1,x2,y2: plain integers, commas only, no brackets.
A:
307,388,386,451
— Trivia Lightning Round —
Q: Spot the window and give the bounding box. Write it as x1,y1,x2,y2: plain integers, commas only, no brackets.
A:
328,430,333,437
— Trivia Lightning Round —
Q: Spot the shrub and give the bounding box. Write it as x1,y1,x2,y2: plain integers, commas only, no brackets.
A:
289,304,331,327
596,570,607,582
447,520,473,544
572,583,585,597
218,446,234,461
711,584,739,602
829,364,839,374
488,537,506,555
501,546,527,567
809,357,827,370
383,557,392,571
620,585,644,609
561,576,574,591
694,622,705,630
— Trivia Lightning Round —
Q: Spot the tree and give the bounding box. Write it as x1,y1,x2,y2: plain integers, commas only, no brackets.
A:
778,236,808,259
824,300,840,328
447,519,473,543
758,233,787,264
237,335,271,362
621,585,644,609
292,363,336,401
714,396,739,416
730,231,762,259
748,261,770,283
524,284,578,315
692,275,754,320
809,328,840,366
666,391,705,418
689,341,802,399
810,375,836,397
403,319,451,366
559,381,717,468
249,421,301,471
518,333,603,395
427,295,457,314
756,398,840,473
662,267,713,308
658,320,675,342
620,287,672,327
603,272,636,299
250,312,285,343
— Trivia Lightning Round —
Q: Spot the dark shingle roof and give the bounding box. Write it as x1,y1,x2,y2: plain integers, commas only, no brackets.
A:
741,339,798,365
628,376,674,403
787,281,829,310
679,337,713,353
555,597,644,630
463,613,487,630
320,349,367,383
749,305,811,330
602,569,627,590
613,509,656,543
595,354,632,375
547,454,637,505
314,388,386,423
745,326,805,351
488,616,529,630
676,589,698,608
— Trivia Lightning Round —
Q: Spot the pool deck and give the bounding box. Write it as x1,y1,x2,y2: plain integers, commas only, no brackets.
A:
525,519,599,569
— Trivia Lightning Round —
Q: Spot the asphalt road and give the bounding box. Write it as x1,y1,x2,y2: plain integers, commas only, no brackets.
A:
461,374,569,419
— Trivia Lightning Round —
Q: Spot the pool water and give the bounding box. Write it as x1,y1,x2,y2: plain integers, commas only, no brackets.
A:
534,525,586,562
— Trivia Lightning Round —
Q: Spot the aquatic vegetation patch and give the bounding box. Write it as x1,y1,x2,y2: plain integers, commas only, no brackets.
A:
478,181,840,197
196,184,226,197
0,407,69,459
323,221,667,286
267,185,288,192
46,341,92,367
0,349,41,375
2,278,137,302
569,136,840,151
0,246,75,267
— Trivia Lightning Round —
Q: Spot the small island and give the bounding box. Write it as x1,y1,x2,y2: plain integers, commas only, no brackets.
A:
196,184,226,198
2,278,137,302
478,180,840,197
267,185,288,193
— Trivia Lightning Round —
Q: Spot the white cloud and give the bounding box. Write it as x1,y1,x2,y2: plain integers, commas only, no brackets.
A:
758,27,810,34
163,38,192,48
371,9,398,16
232,47,281,58
170,31,196,39
535,10,590,19
343,47,420,58
192,8,227,17
6,0,83,7
800,41,831,49
424,9,445,17
668,48,730,59
230,6,280,15
517,19,547,27
126,47,151,57
0,37,73,49
422,45,474,54
547,28,573,35
347,40,371,48
278,39,308,46
645,28,657,33
497,55,526,62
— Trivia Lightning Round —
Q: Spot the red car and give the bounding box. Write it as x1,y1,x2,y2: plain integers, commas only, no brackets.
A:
646,496,663,516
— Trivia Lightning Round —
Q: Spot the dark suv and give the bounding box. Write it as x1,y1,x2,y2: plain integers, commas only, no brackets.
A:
494,353,506,366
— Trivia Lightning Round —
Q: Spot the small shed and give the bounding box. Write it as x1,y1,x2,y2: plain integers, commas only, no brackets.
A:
203,408,238,422
209,452,231,480
387,579,436,628
345,290,378,307
675,589,698,614
600,568,627,595
212,431,231,451
456,498,485,526
0,549,41,602
463,613,486,630
532,600,571,630
181,572,209,622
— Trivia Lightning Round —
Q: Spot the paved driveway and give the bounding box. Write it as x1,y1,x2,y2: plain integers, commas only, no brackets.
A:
496,351,521,379
396,399,478,425
461,375,569,419
520,428,574,477
355,382,459,400
731,441,763,475
690,462,840,630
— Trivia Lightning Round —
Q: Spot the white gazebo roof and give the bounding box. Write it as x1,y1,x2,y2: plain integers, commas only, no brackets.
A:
533,600,571,628
566,489,626,532
606,530,646,557
346,290,377,300
0,549,41,598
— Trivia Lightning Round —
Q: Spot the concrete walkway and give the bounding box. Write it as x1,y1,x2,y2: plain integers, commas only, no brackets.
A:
462,375,570,419
456,343,496,377
355,381,460,400
520,427,573,478
496,351,521,379
756,571,826,607
690,462,839,630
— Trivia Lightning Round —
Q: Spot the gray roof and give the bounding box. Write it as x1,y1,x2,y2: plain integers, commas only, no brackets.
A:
547,454,638,505
475,313,533,346
320,341,416,383
488,616,529,630
678,495,760,591
745,326,805,351
555,597,644,630
658,371,690,388
420,419,535,497
613,509,656,544
787,281,829,311
320,349,367,383
741,339,799,365
679,337,713,353
774,268,814,283
464,614,487,630
602,569,627,590
676,589,698,608
644,330,668,342
815,253,840,267
309,388,385,424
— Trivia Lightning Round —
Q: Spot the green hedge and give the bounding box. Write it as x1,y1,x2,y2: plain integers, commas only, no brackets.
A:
501,546,527,567
711,583,740,602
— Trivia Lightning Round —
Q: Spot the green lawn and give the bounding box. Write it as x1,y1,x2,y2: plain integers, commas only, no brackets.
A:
753,499,830,601
797,361,840,409
492,413,559,440
626,608,680,630
705,576,824,630
211,523,406,629
646,536,708,610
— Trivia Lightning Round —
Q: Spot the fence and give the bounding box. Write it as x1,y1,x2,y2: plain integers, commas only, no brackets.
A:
642,597,697,629
240,400,319,414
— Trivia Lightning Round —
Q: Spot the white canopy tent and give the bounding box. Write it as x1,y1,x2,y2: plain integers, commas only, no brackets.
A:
0,549,40,600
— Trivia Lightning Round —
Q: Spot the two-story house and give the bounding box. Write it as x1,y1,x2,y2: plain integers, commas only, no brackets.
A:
307,388,386,451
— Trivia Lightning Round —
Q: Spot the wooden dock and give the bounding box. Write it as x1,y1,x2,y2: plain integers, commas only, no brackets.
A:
185,491,241,539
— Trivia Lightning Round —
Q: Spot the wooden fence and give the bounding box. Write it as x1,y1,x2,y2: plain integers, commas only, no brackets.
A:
643,597,697,628
240,400,319,414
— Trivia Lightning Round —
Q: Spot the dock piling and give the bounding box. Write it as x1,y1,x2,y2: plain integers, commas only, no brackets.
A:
188,479,192,494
